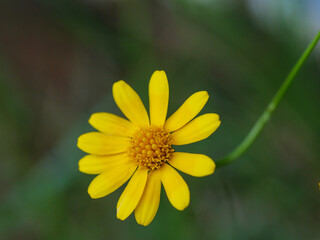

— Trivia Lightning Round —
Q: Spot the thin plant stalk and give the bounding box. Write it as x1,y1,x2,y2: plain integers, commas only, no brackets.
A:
217,30,320,168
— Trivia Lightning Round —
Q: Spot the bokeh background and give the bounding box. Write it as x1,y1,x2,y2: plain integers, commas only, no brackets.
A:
1,0,320,239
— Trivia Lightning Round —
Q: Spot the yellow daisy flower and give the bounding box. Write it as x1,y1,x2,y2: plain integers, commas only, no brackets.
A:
77,70,221,226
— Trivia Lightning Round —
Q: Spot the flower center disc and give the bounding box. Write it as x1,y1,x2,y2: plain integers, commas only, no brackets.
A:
128,126,174,170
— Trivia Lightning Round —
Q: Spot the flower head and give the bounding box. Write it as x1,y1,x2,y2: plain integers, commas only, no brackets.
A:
77,70,221,226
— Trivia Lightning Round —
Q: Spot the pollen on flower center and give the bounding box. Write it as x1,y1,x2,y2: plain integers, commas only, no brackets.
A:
128,126,174,170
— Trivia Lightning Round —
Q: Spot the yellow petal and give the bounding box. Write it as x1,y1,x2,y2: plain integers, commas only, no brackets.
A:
88,163,137,199
149,70,169,127
165,91,209,132
117,168,148,220
159,164,190,211
89,112,136,137
171,113,221,145
77,132,129,155
112,80,149,127
134,170,161,226
79,153,132,174
170,152,215,177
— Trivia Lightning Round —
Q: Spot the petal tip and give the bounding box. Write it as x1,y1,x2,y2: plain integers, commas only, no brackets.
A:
78,160,83,172
87,179,103,199
207,164,215,176
116,211,127,221
88,115,95,126
207,156,216,175
116,215,123,221
112,80,126,91
137,220,150,227
198,90,209,103
208,113,220,121
176,202,189,211
88,188,104,199
216,119,222,128
114,80,125,85
76,135,84,150
88,189,98,199
199,90,209,97
151,70,167,78
88,112,99,122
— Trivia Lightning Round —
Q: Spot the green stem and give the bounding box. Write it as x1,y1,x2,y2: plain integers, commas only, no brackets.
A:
216,30,320,168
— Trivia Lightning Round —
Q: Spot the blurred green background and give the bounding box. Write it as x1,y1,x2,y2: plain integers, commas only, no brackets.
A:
0,0,319,239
